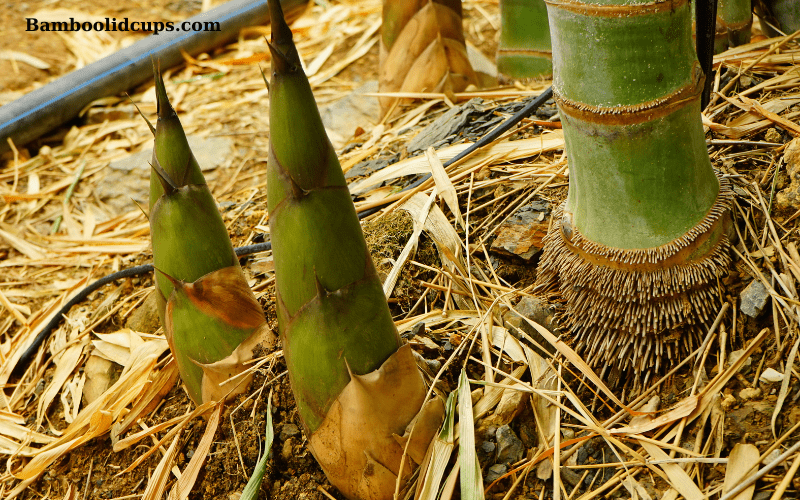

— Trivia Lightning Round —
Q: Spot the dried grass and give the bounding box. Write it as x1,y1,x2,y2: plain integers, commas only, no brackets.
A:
1,1,800,499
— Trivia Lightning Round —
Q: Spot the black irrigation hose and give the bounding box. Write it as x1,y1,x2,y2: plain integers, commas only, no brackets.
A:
11,87,555,377
358,86,554,218
12,242,272,376
697,0,720,109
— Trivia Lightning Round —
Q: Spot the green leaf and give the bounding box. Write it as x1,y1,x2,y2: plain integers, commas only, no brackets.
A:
241,395,275,500
417,391,456,500
458,369,484,500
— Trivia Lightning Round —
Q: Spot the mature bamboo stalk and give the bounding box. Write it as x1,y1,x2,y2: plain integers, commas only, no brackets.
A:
147,66,273,405
717,0,752,50
756,0,800,36
537,0,732,387
265,1,443,498
497,0,552,78
701,0,751,53
379,0,477,115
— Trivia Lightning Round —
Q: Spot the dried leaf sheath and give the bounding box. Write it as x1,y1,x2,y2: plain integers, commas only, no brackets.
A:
147,67,273,405
379,0,477,115
265,1,442,498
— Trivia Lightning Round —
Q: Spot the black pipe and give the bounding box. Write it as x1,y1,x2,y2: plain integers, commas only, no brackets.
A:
0,0,307,154
697,0,719,109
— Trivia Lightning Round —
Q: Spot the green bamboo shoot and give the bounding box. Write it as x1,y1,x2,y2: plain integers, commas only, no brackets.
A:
265,1,443,498
147,66,273,405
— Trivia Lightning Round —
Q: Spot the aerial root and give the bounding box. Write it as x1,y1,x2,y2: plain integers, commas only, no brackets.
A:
536,173,733,387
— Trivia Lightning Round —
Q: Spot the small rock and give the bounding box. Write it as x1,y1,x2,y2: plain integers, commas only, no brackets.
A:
740,279,769,318
559,466,583,488
502,296,558,355
495,424,524,464
739,387,762,401
484,463,507,484
344,157,393,180
280,423,301,441
576,445,589,465
96,135,232,215
125,291,161,333
424,358,442,374
281,437,296,461
320,80,379,150
518,420,537,448
478,440,496,463
721,392,737,411
407,98,486,154
776,138,800,210
760,367,784,384
490,201,550,261
764,128,783,144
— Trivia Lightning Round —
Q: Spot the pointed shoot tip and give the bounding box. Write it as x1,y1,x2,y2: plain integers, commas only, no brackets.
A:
154,266,183,289
152,58,176,120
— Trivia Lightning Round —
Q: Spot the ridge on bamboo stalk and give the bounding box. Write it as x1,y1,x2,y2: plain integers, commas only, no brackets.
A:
264,1,444,498
145,64,274,405
536,0,733,389
379,0,478,116
497,0,552,78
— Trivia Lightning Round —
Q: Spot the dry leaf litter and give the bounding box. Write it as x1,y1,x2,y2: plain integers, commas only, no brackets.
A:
1,0,800,499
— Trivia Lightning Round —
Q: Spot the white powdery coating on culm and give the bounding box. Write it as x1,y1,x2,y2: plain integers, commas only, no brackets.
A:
537,174,733,386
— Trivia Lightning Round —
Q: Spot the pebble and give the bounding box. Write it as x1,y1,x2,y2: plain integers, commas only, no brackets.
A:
740,279,770,318
319,80,379,150
776,139,800,210
502,296,558,355
484,463,507,484
281,437,296,461
490,201,550,261
739,387,762,401
407,98,486,154
96,135,232,215
280,423,301,441
495,424,524,464
559,466,583,488
759,367,784,383
345,157,393,180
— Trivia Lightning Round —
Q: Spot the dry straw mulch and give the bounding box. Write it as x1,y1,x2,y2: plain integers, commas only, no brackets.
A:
1,0,800,498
